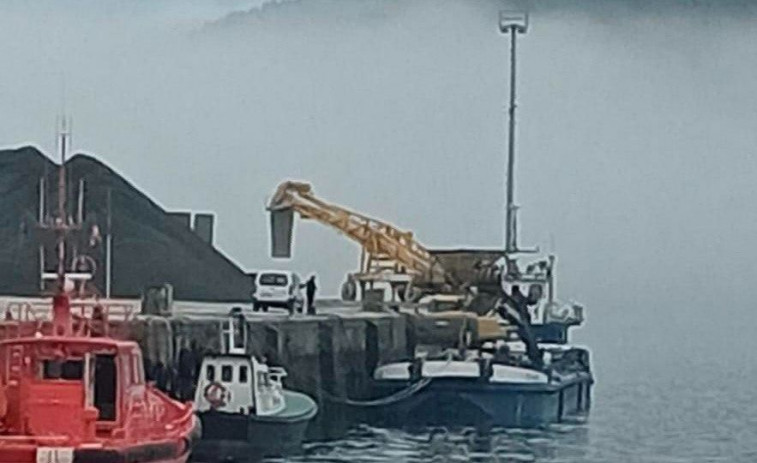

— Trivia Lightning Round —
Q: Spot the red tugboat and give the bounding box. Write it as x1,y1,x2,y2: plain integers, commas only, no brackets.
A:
0,121,200,462
0,293,199,463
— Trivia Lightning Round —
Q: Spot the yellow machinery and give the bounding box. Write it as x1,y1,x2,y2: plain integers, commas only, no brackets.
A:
267,181,455,301
413,294,512,344
267,180,511,344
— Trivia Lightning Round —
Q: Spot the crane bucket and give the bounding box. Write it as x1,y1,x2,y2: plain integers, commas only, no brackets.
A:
270,207,295,258
268,181,311,258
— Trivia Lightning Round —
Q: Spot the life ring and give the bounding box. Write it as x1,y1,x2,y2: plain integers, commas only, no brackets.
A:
203,382,228,409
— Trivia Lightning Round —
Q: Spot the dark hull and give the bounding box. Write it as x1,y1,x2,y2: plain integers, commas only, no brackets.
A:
192,402,316,462
371,373,593,428
75,443,191,463
0,438,195,463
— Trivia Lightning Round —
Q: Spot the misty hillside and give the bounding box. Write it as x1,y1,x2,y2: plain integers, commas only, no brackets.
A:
0,146,251,301
207,0,757,29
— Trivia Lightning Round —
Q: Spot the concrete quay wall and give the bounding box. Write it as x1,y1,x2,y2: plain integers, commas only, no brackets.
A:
134,309,411,440
0,296,472,440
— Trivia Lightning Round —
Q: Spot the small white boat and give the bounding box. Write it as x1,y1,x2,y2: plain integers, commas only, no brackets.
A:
192,311,317,462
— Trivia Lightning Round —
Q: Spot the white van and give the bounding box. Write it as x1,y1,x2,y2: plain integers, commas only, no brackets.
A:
251,271,304,313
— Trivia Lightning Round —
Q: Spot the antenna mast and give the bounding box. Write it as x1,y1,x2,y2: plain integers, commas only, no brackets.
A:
55,116,72,287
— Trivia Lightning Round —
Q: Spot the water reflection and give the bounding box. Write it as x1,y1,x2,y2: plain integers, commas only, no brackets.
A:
267,420,591,463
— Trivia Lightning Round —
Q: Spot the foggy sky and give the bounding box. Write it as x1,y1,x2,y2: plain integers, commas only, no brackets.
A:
1,0,756,354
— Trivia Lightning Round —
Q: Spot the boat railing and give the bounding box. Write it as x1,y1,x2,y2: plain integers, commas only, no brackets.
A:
2,299,137,323
0,299,139,340
267,367,287,386
3,302,37,322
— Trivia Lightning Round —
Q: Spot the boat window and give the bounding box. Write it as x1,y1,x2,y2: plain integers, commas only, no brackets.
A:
239,365,248,383
206,364,215,381
43,359,83,380
259,273,288,286
94,355,117,421
221,365,232,383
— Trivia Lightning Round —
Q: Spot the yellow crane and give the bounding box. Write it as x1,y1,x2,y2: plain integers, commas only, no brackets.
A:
267,181,455,301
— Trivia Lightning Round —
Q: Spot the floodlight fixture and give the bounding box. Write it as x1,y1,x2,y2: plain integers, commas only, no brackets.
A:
499,11,528,34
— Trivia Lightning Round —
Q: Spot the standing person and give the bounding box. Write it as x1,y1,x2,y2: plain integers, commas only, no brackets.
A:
305,275,317,315
91,302,106,337
177,339,197,401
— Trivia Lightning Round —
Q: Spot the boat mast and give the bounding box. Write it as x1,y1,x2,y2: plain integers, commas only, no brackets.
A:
499,12,529,255
38,177,46,291
105,188,112,298
49,116,74,336
56,117,71,290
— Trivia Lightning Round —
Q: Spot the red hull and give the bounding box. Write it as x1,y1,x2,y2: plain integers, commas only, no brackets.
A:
0,295,200,463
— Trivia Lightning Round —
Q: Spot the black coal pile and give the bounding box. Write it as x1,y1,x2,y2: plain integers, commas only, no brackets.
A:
0,146,251,301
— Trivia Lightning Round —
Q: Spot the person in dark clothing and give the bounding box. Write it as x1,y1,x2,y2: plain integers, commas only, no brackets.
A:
177,341,198,401
305,275,317,315
143,356,154,382
167,365,179,400
154,361,169,392
189,341,203,396
91,303,106,337
509,286,531,323
500,285,543,370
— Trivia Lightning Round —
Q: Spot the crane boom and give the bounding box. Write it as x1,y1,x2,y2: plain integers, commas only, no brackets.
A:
267,181,453,298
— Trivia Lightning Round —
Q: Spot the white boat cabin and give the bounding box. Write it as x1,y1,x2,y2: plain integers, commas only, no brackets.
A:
193,311,287,417
374,358,550,385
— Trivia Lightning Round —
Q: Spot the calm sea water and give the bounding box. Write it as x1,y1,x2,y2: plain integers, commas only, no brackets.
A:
264,314,757,463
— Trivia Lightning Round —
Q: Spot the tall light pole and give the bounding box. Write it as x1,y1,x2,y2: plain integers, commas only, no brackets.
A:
499,11,528,254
